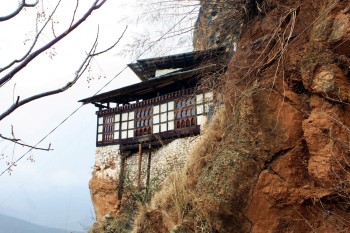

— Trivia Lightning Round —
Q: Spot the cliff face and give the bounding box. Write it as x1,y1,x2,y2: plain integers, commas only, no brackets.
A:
132,0,350,232
90,0,350,232
231,1,350,231
89,174,119,222
193,0,264,51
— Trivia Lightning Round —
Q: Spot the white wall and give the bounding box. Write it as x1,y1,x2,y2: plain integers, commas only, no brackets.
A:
93,136,201,186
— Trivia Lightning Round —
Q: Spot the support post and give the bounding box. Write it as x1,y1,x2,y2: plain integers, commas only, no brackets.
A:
137,143,142,189
146,143,152,200
117,153,126,209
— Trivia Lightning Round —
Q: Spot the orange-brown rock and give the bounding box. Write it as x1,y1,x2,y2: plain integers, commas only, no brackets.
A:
238,1,350,232
89,174,118,222
92,1,350,232
189,0,350,232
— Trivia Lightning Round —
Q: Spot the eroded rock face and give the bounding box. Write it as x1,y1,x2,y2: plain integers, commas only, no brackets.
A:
89,146,120,222
193,0,262,52
303,100,350,182
232,1,350,232
89,175,119,222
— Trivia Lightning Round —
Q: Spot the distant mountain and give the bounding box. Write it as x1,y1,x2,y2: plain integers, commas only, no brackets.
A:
0,214,83,233
0,204,93,232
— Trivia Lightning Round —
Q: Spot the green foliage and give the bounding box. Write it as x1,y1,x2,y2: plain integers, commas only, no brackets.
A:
90,216,132,233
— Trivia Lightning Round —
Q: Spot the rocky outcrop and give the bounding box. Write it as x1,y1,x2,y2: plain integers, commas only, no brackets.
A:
89,145,120,221
133,0,350,232
193,0,265,52
89,175,119,221
230,0,350,232
91,1,350,232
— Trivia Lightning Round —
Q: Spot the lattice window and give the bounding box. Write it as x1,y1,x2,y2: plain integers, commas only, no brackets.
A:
135,107,152,136
97,114,120,142
96,92,214,144
196,92,214,125
120,111,134,139
175,96,196,129
153,101,174,133
113,114,120,140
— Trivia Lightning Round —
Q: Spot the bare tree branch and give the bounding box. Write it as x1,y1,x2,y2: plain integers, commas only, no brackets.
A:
70,0,80,28
0,34,98,121
0,0,107,88
0,0,62,73
0,0,129,173
0,0,39,22
91,25,128,56
0,25,127,121
0,134,52,151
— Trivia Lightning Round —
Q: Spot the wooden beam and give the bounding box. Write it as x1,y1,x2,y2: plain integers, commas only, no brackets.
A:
117,153,126,209
146,143,152,201
93,102,110,109
137,143,143,189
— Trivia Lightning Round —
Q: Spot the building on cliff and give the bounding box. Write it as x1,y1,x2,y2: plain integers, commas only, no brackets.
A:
80,47,228,150
80,47,228,221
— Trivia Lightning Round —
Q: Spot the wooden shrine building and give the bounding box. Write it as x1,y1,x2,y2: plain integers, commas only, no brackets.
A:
80,47,227,152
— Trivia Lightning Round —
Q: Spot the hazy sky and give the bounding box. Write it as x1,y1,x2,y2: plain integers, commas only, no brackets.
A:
0,0,196,231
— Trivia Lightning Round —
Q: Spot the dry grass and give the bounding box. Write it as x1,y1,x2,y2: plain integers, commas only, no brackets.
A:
92,0,350,232
131,107,229,232
132,171,193,233
186,107,229,183
132,101,262,232
129,2,303,232
151,171,193,222
132,1,350,232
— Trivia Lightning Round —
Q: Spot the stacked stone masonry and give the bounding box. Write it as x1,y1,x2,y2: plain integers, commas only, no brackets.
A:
94,136,201,189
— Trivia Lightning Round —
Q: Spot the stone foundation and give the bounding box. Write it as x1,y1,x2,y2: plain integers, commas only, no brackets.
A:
90,136,201,221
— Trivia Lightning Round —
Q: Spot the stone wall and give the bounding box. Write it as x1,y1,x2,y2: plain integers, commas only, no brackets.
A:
94,145,121,180
94,136,200,184
90,136,201,221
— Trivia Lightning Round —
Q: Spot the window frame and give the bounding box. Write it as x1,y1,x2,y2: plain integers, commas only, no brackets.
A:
175,96,197,130
96,90,213,145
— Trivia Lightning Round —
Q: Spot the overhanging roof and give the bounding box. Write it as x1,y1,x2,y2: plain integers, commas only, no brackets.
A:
79,64,218,105
80,47,228,105
128,47,226,81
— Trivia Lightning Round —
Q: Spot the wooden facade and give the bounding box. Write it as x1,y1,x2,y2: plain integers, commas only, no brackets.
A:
80,48,227,151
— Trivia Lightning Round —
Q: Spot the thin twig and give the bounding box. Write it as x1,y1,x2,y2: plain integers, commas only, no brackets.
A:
0,0,63,73
0,134,52,151
0,24,126,121
0,0,107,88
